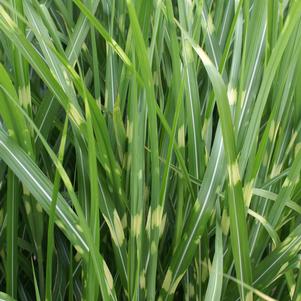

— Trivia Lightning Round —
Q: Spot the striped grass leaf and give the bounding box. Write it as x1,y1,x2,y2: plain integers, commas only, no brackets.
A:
0,129,88,255
127,69,146,300
0,4,85,128
253,224,301,290
81,68,100,300
1,1,301,300
178,0,205,183
0,58,128,297
36,43,129,287
0,63,117,298
31,0,100,144
126,2,161,300
72,0,135,73
160,26,252,301
0,121,118,300
10,0,128,229
239,1,301,172
0,62,45,294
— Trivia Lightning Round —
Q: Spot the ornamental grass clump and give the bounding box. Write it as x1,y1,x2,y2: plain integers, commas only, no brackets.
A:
0,1,301,300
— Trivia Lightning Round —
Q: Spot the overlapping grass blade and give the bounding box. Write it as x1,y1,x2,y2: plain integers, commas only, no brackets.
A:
1,1,301,300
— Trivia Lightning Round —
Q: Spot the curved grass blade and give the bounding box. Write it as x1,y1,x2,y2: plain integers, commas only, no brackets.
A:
0,292,17,301
159,25,252,301
72,0,135,74
0,5,84,128
0,127,117,300
0,128,88,252
239,1,301,172
0,73,123,300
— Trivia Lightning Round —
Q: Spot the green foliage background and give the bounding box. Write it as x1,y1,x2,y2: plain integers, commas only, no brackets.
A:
0,0,301,300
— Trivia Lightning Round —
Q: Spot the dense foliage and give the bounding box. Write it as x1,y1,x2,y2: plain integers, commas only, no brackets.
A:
0,0,301,300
